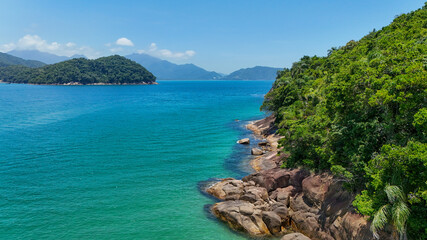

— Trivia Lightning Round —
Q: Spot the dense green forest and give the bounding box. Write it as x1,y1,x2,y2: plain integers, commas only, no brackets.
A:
0,55,156,84
0,52,46,68
262,4,426,239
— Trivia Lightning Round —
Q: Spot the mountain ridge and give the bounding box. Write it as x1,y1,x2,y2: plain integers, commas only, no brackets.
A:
0,52,46,68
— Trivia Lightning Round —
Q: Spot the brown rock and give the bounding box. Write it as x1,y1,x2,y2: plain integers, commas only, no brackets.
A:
243,168,309,192
212,200,270,236
206,179,244,200
281,233,311,240
251,148,263,155
262,211,282,235
246,114,277,137
301,174,333,208
270,202,289,220
237,138,250,144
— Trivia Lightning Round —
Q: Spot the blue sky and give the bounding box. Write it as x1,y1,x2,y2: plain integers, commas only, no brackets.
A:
0,0,424,73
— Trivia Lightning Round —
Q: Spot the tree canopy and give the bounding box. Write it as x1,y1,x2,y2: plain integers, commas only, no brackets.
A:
0,55,156,84
262,4,426,238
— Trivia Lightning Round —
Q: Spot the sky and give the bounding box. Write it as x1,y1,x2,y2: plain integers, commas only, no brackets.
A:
0,0,425,73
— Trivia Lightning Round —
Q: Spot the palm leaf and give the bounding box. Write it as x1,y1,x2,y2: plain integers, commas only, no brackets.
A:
384,184,405,204
392,201,410,235
371,204,390,239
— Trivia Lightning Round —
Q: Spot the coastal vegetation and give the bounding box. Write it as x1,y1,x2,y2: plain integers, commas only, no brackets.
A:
0,55,156,84
261,4,426,238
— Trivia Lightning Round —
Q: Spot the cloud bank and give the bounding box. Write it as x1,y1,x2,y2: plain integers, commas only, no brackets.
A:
0,35,195,61
0,35,100,58
137,43,195,60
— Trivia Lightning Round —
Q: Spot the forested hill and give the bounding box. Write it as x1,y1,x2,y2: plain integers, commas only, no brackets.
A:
0,52,46,68
222,66,281,80
0,55,156,84
262,4,426,238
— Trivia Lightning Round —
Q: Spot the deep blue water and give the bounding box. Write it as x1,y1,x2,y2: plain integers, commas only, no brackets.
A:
0,80,273,239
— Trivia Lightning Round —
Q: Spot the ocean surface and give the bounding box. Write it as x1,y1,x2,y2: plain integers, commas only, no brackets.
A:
0,80,274,240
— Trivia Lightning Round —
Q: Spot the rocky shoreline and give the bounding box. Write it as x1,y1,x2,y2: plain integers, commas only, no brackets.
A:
205,116,390,240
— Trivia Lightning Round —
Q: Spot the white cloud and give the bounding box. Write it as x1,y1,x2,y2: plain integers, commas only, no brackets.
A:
136,42,196,60
0,35,101,59
66,42,76,48
115,37,134,46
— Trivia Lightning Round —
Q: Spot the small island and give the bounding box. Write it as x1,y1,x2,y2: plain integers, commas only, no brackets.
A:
0,55,156,85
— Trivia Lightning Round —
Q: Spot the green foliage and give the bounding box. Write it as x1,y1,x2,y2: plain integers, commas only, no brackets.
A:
0,55,156,84
358,142,427,239
262,4,426,238
370,185,410,240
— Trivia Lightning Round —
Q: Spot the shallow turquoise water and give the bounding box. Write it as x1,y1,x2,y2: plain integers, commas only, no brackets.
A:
0,80,273,240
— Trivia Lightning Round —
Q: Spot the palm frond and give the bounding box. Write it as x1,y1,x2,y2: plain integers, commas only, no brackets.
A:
371,204,390,239
392,201,410,235
384,184,405,203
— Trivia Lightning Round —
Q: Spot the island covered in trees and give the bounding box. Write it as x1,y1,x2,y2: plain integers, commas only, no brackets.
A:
0,55,156,85
261,4,426,239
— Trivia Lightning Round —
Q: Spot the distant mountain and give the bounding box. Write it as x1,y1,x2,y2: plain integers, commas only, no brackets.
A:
0,52,46,68
7,50,86,64
222,66,281,80
0,55,156,85
126,53,222,80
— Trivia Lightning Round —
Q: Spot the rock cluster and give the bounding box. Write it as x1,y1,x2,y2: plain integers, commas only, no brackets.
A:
208,168,378,239
205,116,390,239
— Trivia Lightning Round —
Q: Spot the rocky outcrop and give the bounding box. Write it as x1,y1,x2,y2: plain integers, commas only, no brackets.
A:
246,114,277,136
205,115,391,239
208,169,380,239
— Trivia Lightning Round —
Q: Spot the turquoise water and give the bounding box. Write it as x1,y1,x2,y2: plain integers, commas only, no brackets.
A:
0,80,274,240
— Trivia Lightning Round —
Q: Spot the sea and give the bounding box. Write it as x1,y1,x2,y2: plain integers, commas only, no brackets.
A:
0,80,274,240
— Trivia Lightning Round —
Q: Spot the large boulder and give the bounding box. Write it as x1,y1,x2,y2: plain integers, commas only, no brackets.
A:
243,168,309,192
301,174,333,208
240,186,269,203
237,138,250,144
250,150,282,171
281,233,311,240
211,200,270,236
270,186,297,206
206,178,244,200
251,148,264,155
262,211,282,235
246,114,277,136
